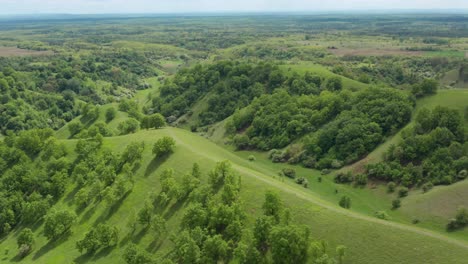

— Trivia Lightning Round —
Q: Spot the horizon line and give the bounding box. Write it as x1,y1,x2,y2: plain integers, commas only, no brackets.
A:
1,8,468,16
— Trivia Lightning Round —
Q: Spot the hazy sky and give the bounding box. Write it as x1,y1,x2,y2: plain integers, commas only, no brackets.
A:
0,0,467,14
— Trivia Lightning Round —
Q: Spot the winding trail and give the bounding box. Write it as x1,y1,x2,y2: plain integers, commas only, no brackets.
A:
171,129,468,250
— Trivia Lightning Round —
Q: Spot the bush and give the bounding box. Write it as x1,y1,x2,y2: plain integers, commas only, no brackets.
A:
458,170,467,180
68,121,83,137
422,182,433,193
118,118,140,135
355,174,368,186
398,187,409,198
339,196,351,209
392,199,401,209
282,168,296,179
233,134,250,150
387,182,396,193
295,177,306,185
334,172,353,184
374,211,389,220
152,137,176,157
248,155,256,162
317,176,322,183
447,207,468,231
321,169,331,175
105,107,117,123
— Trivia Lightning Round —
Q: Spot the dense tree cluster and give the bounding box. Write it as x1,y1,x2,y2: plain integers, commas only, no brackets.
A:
253,86,412,168
0,129,69,236
366,106,467,187
121,161,345,264
76,224,119,254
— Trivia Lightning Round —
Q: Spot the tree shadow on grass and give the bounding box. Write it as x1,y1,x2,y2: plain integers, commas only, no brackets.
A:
163,197,187,220
30,219,44,232
79,204,98,224
65,185,81,206
92,246,115,261
93,191,132,226
32,232,71,260
146,239,164,253
73,251,93,264
120,231,134,247
132,226,150,244
144,154,170,177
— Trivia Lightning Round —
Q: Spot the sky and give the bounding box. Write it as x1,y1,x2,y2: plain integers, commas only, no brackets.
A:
0,0,467,14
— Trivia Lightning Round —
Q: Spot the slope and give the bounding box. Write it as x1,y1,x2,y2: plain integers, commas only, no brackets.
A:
1,127,468,264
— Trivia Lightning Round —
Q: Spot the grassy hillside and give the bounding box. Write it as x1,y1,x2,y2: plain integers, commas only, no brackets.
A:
1,127,468,263
335,89,468,237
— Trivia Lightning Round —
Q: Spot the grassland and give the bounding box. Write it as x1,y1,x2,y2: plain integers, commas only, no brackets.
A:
0,47,53,57
2,124,468,264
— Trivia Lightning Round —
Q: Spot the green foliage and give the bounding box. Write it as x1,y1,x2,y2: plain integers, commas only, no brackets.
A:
339,196,351,209
412,79,438,97
76,224,119,254
152,136,176,157
106,107,117,123
262,191,283,223
398,187,409,198
43,209,77,240
17,228,34,250
392,199,402,209
68,121,83,137
118,118,140,135
447,207,468,231
325,76,343,91
368,106,466,186
141,113,166,129
269,225,310,264
123,243,155,264
374,211,390,220
281,168,296,179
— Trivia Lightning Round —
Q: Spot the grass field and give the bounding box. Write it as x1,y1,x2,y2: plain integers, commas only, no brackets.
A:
0,95,468,264
2,126,468,264
0,47,53,57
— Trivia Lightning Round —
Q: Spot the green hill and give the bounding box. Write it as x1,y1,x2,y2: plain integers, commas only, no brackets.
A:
1,127,468,264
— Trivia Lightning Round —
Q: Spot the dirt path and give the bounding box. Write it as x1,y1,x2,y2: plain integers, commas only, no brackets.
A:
171,130,468,250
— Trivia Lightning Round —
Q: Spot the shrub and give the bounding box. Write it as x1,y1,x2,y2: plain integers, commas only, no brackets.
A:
339,196,351,209
374,211,389,220
387,182,396,193
331,159,344,169
398,187,409,198
321,169,331,175
392,199,401,209
233,134,250,150
334,172,353,184
422,182,433,193
458,170,467,180
355,174,368,186
317,176,322,183
118,118,140,135
152,137,176,157
248,155,256,162
105,107,117,123
295,177,306,185
282,168,296,179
